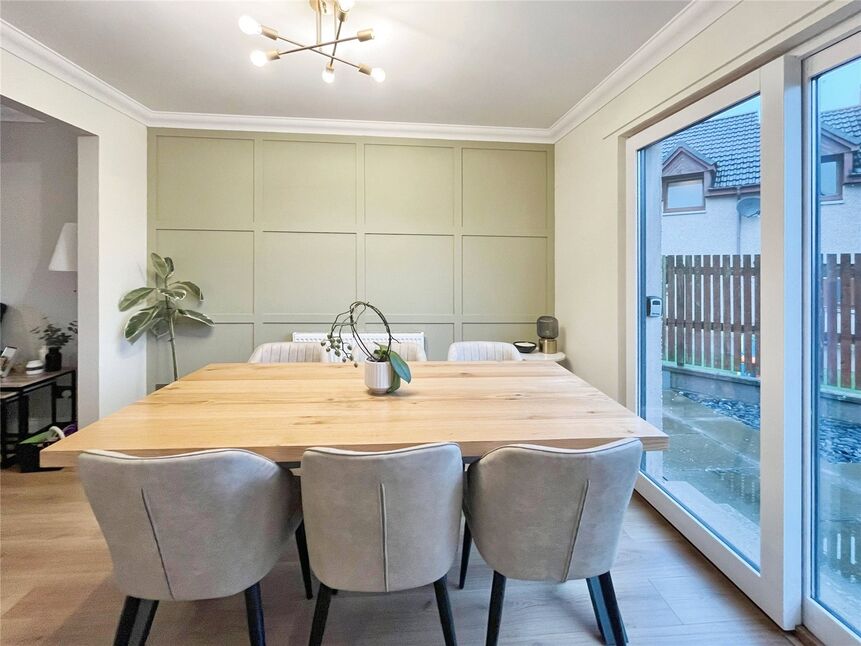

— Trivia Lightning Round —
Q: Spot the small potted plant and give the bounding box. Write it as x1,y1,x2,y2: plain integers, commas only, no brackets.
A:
30,318,77,372
119,253,213,383
323,301,411,394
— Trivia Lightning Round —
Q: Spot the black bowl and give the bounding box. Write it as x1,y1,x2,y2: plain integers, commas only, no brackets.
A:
513,341,537,354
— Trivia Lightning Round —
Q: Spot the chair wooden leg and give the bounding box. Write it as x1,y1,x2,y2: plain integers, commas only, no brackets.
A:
485,571,506,646
244,582,266,646
308,583,333,646
597,572,627,646
458,522,472,589
433,575,458,646
295,522,314,600
114,596,158,646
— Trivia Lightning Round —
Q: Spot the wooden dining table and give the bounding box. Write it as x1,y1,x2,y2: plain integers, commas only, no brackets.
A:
41,361,668,467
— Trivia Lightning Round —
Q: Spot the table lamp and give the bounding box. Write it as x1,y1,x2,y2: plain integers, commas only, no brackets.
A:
537,315,558,354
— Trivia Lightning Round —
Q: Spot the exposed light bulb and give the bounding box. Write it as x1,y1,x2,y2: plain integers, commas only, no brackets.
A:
338,0,355,11
238,15,262,35
322,65,335,84
371,67,386,82
250,50,269,67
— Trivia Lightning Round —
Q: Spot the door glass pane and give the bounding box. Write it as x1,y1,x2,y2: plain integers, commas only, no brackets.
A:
639,96,762,566
811,55,861,634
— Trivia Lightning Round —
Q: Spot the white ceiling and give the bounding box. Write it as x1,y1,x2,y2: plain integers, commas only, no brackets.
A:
0,1,688,129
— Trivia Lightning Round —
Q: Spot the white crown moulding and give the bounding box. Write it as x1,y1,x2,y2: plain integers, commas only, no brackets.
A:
1,1,728,144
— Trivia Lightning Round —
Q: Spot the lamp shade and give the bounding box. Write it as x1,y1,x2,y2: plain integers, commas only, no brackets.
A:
49,223,77,272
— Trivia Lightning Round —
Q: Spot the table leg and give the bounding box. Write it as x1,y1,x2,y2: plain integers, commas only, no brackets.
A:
18,394,29,441
1,401,8,468
51,382,58,427
71,370,77,423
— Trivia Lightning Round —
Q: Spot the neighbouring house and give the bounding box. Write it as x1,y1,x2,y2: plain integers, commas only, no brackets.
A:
660,106,861,256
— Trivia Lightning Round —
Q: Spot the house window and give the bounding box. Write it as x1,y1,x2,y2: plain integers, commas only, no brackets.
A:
818,155,842,200
663,176,705,213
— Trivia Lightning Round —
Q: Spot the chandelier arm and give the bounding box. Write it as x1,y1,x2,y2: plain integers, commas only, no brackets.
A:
276,45,362,70
329,20,343,68
276,34,361,57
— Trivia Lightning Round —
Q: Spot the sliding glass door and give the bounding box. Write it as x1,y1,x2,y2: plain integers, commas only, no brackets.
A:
625,30,861,643
805,33,861,642
627,62,804,631
638,94,763,566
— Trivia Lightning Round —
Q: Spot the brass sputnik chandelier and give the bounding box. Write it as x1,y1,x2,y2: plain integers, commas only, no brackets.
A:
239,0,385,84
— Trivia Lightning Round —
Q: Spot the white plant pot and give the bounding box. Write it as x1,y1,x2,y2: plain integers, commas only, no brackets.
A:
364,360,393,395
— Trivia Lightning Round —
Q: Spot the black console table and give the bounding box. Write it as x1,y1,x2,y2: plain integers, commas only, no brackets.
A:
0,368,77,468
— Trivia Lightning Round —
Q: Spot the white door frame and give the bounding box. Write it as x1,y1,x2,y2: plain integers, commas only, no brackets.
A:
800,29,861,646
624,62,804,630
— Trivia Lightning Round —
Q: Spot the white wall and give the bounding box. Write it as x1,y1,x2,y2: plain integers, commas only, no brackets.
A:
555,1,856,401
0,47,148,423
1,120,79,364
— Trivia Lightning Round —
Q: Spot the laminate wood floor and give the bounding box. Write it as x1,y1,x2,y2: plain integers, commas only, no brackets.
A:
0,469,794,645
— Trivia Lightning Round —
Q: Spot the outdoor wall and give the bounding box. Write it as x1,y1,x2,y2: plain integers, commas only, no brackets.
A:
661,193,762,256
147,130,554,386
821,184,861,253
1,119,79,365
1,45,148,424
554,1,854,401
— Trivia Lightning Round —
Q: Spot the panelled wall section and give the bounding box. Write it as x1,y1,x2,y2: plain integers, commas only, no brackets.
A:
147,130,554,386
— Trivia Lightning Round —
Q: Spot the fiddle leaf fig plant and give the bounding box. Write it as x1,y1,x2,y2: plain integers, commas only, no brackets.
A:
119,253,213,382
323,301,411,393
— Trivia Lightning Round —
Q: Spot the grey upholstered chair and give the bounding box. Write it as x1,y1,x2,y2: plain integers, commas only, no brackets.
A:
460,439,643,646
446,341,523,362
248,341,324,363
300,443,464,646
78,449,313,646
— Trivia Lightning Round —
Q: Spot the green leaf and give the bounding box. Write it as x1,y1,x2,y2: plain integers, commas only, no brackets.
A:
389,350,411,383
170,280,203,302
177,309,214,327
387,371,402,393
151,253,170,279
124,306,160,342
164,256,175,278
118,287,155,311
158,287,188,301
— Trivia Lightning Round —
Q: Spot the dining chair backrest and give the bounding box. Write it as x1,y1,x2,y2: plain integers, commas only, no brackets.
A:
464,439,642,582
78,449,300,601
301,443,463,593
446,341,523,362
248,342,324,363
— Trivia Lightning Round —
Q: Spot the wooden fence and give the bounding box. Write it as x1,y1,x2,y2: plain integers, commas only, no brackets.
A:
820,254,860,391
663,254,761,378
663,253,859,391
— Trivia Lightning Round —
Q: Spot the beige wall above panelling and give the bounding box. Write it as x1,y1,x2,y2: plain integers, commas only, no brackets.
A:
148,130,553,386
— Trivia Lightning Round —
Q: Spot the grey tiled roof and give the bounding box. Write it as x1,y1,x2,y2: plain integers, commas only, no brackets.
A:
661,111,760,188
821,105,861,173
661,105,861,187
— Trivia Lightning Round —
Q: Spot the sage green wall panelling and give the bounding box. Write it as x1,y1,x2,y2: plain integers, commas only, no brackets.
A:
463,323,536,345
155,230,254,315
152,323,254,385
365,234,454,315
365,144,455,231
462,235,548,317
155,136,254,229
261,140,357,230
462,148,548,232
259,232,357,315
148,130,553,388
